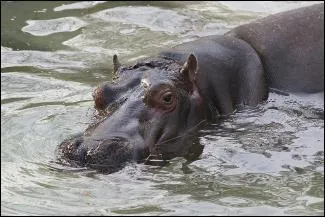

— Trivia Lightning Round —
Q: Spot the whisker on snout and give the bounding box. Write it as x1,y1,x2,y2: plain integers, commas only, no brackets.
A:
157,119,207,146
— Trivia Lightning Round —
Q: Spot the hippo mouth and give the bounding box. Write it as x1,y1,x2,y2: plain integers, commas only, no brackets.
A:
56,135,149,172
144,136,184,166
144,120,207,165
56,120,205,171
144,138,204,166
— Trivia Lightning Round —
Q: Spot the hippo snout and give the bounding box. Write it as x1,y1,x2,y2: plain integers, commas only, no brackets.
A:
56,134,87,166
56,135,149,172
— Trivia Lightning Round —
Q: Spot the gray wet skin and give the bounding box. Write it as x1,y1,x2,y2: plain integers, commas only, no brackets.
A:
56,3,324,172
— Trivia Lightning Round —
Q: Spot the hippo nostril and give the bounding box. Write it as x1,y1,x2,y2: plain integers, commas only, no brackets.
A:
56,134,87,167
63,137,83,154
73,137,83,148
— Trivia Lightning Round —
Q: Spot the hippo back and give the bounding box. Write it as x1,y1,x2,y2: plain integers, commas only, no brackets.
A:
227,3,324,93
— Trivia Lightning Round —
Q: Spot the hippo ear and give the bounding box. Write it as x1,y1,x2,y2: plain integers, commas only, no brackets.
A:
180,53,198,83
113,54,121,74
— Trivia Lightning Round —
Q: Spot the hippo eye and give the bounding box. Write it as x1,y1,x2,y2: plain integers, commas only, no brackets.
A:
158,90,177,111
146,86,177,112
162,93,173,105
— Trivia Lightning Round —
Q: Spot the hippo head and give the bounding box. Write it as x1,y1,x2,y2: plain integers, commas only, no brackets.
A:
134,54,213,161
57,54,215,171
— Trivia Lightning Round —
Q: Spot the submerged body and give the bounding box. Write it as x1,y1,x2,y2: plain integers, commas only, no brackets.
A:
56,3,324,172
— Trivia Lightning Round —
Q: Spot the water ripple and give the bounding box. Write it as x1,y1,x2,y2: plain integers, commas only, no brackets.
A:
22,17,88,36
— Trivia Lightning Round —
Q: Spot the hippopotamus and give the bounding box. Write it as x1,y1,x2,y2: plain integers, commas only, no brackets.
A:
56,3,324,173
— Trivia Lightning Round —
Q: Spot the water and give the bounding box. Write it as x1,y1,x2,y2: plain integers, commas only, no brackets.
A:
1,1,324,215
